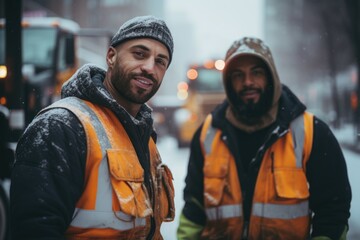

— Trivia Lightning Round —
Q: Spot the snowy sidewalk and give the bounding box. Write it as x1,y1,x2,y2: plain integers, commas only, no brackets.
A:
332,124,360,153
332,124,360,239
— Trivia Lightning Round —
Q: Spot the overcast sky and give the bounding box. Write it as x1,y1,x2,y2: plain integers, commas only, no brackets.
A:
164,0,264,62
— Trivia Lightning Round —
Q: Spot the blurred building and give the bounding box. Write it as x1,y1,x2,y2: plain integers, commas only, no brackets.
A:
157,12,196,97
16,0,166,69
264,0,357,128
21,0,165,30
263,0,355,107
263,0,309,100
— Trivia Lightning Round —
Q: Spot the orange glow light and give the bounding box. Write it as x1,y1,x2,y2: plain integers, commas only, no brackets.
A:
351,92,358,110
187,69,198,80
177,90,188,100
0,65,7,79
177,81,188,91
204,60,215,69
21,21,30,27
0,97,6,105
215,59,225,70
51,21,60,27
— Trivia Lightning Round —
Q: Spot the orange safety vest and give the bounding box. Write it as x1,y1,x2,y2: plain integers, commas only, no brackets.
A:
199,112,313,240
44,97,175,240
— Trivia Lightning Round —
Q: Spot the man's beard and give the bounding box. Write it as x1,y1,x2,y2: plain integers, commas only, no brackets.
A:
111,64,160,104
228,84,273,120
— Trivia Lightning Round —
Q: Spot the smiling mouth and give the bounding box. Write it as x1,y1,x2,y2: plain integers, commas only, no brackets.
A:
240,89,261,102
134,77,153,90
242,90,259,96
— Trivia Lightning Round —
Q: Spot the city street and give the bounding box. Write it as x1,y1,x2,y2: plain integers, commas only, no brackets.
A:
1,1,359,240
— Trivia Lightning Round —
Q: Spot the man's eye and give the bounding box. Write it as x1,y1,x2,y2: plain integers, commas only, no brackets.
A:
156,58,166,67
134,51,145,58
253,69,265,76
230,71,243,80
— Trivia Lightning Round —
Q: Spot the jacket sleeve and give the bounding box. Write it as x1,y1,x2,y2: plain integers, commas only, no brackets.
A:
307,117,351,240
10,108,87,239
177,212,204,240
177,127,207,238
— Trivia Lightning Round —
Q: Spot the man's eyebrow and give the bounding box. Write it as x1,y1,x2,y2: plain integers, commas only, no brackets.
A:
131,44,169,61
251,64,267,70
131,44,150,52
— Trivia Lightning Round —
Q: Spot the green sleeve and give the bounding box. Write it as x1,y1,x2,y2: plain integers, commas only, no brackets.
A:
311,237,332,240
177,212,204,240
311,225,348,240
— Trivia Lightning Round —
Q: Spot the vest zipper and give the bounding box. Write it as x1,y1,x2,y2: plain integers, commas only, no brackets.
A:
241,221,249,240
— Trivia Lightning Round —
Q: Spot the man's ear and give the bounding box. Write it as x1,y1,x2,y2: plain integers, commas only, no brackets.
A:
106,47,117,67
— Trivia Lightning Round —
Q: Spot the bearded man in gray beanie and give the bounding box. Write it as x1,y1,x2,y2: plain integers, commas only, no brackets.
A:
11,15,175,239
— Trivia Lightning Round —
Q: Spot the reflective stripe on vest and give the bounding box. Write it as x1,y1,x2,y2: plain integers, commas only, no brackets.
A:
252,201,309,219
203,124,218,155
48,97,146,230
202,114,307,220
291,115,305,168
206,204,243,221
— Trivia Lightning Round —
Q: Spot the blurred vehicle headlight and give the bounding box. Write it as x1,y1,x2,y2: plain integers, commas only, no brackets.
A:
174,108,191,126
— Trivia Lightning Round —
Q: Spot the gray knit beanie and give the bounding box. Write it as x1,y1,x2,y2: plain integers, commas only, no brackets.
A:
110,15,174,65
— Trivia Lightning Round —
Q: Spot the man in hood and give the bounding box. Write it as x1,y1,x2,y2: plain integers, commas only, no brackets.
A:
177,37,351,240
10,15,175,239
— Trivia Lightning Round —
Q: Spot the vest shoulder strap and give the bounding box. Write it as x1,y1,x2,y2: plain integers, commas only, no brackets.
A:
284,112,314,169
200,114,216,156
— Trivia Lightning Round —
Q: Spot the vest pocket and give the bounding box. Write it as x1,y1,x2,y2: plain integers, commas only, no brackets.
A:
203,155,229,206
274,168,309,199
107,149,152,217
157,164,175,221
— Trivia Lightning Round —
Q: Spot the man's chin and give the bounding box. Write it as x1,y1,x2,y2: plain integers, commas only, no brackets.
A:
242,97,259,105
235,102,263,117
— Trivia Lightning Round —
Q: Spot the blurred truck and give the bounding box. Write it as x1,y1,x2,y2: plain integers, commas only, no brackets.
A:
0,17,80,141
0,17,112,239
174,59,226,147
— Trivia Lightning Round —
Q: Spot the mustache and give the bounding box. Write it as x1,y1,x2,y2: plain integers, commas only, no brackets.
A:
239,87,262,96
130,72,157,83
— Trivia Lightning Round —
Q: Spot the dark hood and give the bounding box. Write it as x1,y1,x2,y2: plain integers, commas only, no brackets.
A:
222,37,282,132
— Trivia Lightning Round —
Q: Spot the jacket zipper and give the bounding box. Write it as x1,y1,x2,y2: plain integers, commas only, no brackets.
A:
249,126,280,167
242,126,287,239
242,221,249,240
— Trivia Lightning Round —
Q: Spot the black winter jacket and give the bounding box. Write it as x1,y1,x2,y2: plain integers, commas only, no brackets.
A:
182,85,351,239
10,64,157,239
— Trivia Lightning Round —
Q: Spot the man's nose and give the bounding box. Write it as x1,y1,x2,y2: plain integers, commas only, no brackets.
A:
141,58,155,74
243,73,254,86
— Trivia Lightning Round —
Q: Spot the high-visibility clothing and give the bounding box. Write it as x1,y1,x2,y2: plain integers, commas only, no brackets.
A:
46,97,174,240
199,112,314,240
